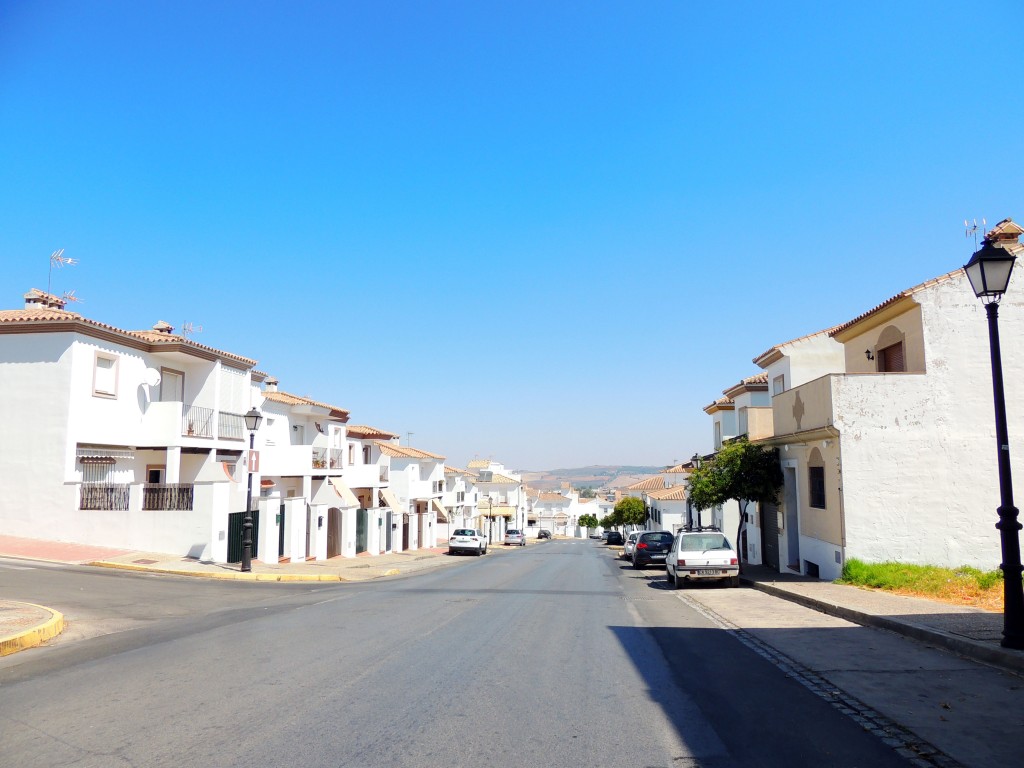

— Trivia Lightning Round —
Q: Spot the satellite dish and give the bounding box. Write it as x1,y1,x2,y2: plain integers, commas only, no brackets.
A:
144,368,162,387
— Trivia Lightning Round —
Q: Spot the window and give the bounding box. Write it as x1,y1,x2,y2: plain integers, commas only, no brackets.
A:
714,421,722,449
738,407,748,435
808,466,826,508
93,353,118,397
773,375,785,395
363,446,371,464
878,342,905,373
348,445,355,464
160,368,183,402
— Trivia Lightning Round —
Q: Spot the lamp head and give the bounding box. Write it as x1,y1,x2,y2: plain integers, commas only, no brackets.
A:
964,240,1016,303
244,408,263,432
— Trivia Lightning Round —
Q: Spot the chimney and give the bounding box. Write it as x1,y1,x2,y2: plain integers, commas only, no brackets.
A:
151,321,174,334
24,289,66,311
264,377,279,393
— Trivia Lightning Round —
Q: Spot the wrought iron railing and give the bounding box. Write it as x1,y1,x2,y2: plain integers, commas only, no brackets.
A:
142,483,194,510
218,411,246,441
312,447,327,469
329,448,343,469
80,483,131,511
379,466,389,482
182,405,214,438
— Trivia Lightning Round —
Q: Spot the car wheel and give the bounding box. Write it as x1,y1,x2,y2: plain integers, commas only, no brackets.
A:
729,575,740,588
668,566,679,589
632,558,642,570
448,549,455,556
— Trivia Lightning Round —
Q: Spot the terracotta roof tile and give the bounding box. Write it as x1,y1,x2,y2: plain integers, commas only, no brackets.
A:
467,459,491,468
263,390,350,419
829,269,962,339
625,476,667,491
646,486,688,501
375,442,446,461
346,425,399,440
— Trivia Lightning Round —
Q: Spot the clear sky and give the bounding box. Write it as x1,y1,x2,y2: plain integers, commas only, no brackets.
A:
3,2,1023,471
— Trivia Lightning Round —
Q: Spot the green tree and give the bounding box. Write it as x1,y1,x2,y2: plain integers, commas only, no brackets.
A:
578,513,599,533
687,438,783,572
614,496,647,528
579,487,597,499
599,515,614,530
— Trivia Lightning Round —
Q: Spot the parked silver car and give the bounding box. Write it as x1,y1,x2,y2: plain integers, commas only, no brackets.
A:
503,529,526,546
622,531,643,560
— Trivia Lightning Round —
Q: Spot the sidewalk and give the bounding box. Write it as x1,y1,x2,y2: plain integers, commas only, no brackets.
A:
2,535,1023,676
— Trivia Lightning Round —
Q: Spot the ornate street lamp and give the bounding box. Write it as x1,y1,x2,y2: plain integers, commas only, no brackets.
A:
964,239,1024,649
241,407,263,573
689,452,702,529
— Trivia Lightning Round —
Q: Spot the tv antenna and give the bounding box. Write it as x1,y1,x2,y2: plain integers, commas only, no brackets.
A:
47,249,78,294
406,432,414,446
965,218,987,249
61,289,83,305
182,322,203,338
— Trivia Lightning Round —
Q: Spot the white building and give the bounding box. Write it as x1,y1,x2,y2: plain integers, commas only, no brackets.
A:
0,289,263,562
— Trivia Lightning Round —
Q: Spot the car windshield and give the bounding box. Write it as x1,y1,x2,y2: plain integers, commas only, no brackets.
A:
507,530,520,535
681,533,731,551
454,529,475,536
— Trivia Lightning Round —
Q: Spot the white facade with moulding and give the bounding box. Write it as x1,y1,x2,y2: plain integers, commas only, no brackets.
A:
762,252,1024,580
0,289,263,561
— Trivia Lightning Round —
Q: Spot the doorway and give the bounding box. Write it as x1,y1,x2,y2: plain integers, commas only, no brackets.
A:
327,508,340,558
784,467,800,571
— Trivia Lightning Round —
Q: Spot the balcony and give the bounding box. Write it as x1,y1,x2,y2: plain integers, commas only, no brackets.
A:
182,405,214,438
218,411,247,441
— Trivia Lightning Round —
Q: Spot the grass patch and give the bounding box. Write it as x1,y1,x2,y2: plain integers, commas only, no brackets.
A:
838,558,1005,611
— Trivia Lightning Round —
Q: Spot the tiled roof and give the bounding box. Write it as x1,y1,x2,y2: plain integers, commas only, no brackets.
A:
661,464,691,474
445,466,470,476
262,390,350,419
346,425,398,440
703,396,735,414
538,492,569,502
477,472,519,485
0,304,258,366
723,372,768,398
646,486,688,501
829,269,963,339
375,442,446,460
625,476,667,491
752,326,842,368
467,459,491,468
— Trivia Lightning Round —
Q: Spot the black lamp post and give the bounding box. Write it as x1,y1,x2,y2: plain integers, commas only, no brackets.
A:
241,407,263,573
964,239,1024,649
689,452,701,529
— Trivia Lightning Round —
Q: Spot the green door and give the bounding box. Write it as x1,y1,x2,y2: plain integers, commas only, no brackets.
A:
356,508,368,554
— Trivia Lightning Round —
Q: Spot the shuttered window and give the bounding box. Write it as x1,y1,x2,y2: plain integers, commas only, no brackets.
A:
879,342,905,373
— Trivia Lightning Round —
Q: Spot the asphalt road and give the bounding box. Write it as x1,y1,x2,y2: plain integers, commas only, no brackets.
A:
1,541,915,767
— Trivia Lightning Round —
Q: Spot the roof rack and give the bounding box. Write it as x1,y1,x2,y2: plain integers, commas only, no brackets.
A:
675,524,722,533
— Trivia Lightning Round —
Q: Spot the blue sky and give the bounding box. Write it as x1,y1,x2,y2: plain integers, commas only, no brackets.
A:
3,2,1023,470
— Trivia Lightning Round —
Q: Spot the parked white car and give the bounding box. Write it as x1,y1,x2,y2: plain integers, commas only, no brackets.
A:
665,529,739,588
449,529,488,556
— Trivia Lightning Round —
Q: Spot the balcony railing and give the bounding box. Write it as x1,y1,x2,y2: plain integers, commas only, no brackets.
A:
143,483,194,511
312,447,327,469
329,448,343,469
182,405,214,438
379,466,389,482
218,411,246,441
80,483,130,511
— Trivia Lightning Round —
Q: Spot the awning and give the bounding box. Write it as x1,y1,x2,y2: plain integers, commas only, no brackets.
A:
431,499,449,523
485,504,513,518
327,477,359,508
380,488,405,513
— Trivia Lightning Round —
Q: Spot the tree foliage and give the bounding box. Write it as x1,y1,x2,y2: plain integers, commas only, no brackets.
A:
578,513,599,531
687,438,783,571
614,496,647,527
599,515,614,529
578,487,597,499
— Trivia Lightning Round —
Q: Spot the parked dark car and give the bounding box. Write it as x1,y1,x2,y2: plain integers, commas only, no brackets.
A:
605,531,624,545
632,531,674,569
537,529,552,539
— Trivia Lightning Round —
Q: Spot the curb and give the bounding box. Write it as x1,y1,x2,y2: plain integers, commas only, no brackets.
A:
0,603,65,657
745,578,1024,676
88,561,348,582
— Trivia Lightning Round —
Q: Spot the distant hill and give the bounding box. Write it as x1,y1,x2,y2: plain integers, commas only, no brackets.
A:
519,465,664,492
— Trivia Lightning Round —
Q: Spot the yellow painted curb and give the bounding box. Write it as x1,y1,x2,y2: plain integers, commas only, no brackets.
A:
383,568,401,576
0,604,65,657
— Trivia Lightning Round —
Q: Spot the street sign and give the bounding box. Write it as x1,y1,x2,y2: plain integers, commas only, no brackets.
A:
248,450,260,472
